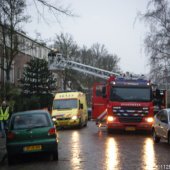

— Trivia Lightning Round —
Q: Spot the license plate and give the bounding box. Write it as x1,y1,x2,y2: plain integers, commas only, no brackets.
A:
125,126,136,131
23,145,42,152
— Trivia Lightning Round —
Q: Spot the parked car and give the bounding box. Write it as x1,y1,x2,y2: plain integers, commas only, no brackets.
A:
6,110,58,165
152,109,170,144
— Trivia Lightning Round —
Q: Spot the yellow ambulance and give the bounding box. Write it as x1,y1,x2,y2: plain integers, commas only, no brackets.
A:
52,91,88,128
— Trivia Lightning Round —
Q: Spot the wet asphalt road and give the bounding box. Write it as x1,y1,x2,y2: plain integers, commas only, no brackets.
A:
1,121,170,170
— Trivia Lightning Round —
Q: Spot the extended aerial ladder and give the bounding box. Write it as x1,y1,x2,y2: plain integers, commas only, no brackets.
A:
48,51,120,79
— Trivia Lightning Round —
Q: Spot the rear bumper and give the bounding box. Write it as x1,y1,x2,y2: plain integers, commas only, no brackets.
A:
7,140,58,155
54,119,81,127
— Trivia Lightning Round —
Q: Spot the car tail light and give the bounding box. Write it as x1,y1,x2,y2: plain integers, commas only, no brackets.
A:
7,131,15,140
48,128,56,136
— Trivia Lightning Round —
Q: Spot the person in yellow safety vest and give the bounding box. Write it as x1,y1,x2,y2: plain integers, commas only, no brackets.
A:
0,101,10,128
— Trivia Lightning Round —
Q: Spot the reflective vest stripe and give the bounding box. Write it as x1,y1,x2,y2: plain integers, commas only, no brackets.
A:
0,108,3,121
0,107,9,120
3,107,9,120
0,114,3,120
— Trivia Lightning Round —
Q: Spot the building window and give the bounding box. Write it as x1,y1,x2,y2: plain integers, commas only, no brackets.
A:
17,68,21,80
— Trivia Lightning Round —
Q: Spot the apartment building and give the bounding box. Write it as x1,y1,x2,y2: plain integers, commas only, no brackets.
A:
0,28,51,86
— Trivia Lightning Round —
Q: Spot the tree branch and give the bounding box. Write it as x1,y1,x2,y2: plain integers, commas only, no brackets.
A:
35,0,75,17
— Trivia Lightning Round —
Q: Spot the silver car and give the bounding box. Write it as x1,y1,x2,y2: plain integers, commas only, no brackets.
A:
152,109,170,144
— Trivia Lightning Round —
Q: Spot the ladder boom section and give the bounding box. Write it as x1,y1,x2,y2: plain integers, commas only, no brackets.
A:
48,53,119,79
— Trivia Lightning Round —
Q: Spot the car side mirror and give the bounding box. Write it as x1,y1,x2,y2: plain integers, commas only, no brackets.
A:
161,119,168,124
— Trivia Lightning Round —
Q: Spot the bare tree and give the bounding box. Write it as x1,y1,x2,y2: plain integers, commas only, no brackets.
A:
0,0,29,98
53,34,121,91
0,0,73,85
26,0,74,26
54,33,78,59
53,33,79,90
90,43,120,72
77,43,120,90
34,0,74,17
141,0,170,85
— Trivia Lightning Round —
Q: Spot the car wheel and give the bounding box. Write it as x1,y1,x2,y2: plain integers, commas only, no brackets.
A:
52,150,58,161
168,133,170,145
8,154,15,166
152,129,160,143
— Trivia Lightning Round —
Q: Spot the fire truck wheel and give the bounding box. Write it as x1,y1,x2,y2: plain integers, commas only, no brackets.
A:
152,129,160,143
107,128,113,134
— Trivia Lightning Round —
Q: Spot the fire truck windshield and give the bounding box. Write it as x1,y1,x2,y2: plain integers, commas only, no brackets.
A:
110,86,151,102
53,99,78,110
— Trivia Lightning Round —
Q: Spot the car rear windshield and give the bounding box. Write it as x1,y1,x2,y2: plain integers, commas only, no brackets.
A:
11,112,51,130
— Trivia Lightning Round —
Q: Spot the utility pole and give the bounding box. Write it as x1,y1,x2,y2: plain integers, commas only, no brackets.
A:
164,67,168,107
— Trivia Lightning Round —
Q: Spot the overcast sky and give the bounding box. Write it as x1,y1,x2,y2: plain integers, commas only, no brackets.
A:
25,0,149,74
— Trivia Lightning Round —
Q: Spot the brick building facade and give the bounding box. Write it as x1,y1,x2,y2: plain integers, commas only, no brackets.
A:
0,30,51,87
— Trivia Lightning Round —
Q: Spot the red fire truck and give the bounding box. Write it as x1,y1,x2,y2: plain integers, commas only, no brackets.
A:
92,74,167,132
48,51,166,132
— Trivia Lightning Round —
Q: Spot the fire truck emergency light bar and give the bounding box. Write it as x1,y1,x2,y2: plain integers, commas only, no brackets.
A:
111,76,150,86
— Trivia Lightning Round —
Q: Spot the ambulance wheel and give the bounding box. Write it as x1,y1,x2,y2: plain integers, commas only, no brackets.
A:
84,120,87,127
78,119,82,128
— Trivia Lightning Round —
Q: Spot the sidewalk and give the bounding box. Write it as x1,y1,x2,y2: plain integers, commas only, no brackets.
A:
0,134,7,163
